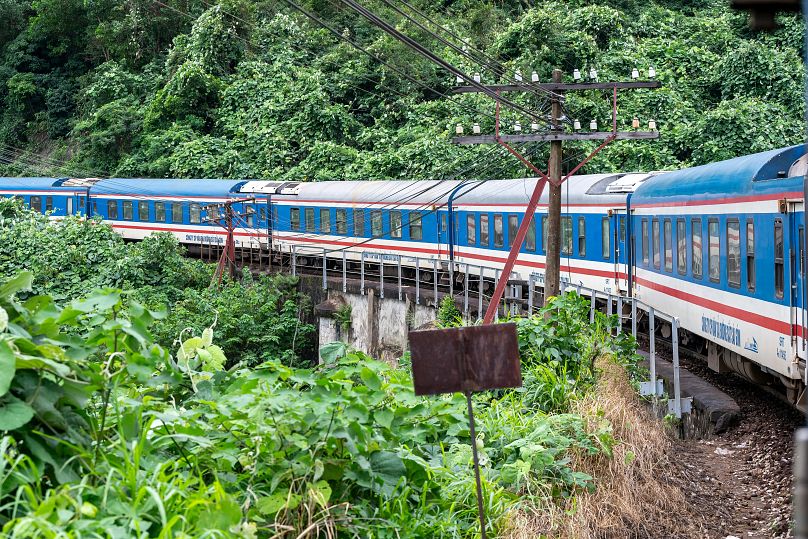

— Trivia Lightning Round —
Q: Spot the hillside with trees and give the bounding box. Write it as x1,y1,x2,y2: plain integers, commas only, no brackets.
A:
0,0,803,180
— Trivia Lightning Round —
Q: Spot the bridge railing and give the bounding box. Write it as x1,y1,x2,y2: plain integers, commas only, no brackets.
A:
286,244,690,419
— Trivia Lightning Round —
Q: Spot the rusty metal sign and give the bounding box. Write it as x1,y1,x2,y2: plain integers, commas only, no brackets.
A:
408,323,522,396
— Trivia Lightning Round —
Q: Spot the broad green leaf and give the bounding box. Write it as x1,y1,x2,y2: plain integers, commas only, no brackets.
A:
206,345,226,370
369,450,406,491
0,396,35,431
0,307,7,332
360,367,382,391
308,480,332,508
0,340,15,397
256,492,301,516
0,272,33,300
375,409,394,429
201,327,213,347
319,341,347,364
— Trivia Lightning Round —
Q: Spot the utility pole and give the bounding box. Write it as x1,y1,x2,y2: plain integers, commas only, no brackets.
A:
452,71,660,315
545,69,563,300
204,198,255,288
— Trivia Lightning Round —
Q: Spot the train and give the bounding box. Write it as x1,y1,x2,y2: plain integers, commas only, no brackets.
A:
1,144,806,410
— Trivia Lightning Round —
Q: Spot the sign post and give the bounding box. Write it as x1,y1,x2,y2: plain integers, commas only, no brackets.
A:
408,323,522,538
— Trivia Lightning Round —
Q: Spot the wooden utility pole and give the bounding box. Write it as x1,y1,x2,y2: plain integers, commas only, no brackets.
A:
545,69,563,300
204,198,256,288
452,71,659,313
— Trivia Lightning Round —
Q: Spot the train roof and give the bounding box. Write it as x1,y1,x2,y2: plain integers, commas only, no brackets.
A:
275,173,657,207
632,145,807,202
92,178,247,197
0,177,72,190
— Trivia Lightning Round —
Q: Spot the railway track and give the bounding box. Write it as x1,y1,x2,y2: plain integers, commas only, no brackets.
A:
635,331,804,537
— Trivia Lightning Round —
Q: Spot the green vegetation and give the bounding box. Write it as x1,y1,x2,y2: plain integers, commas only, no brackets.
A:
0,256,636,536
0,1,803,181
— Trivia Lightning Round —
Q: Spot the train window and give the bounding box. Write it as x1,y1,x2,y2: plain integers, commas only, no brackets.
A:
652,219,660,269
409,212,422,240
138,201,149,222
526,217,536,251
122,201,133,220
708,219,720,283
507,215,518,248
190,203,201,224
440,213,447,233
747,220,755,291
93,202,100,216
775,218,784,299
259,206,267,222
353,209,364,236
30,196,42,213
246,206,255,228
305,208,315,232
66,198,73,215
467,215,476,245
107,201,118,220
155,202,166,223
641,219,649,265
371,210,383,237
619,216,626,243
541,216,548,253
677,219,686,275
390,210,402,239
479,214,489,246
493,214,504,247
45,197,53,212
562,216,573,255
336,209,347,234
172,203,182,224
79,197,85,213
578,217,586,257
290,208,300,230
602,217,611,259
692,219,703,279
664,219,673,272
320,209,331,233
727,219,740,288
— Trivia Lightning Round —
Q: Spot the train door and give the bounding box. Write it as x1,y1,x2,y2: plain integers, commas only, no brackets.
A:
437,209,449,257
611,209,629,293
789,200,806,354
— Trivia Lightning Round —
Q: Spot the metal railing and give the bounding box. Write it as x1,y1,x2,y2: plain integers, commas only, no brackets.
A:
286,245,691,418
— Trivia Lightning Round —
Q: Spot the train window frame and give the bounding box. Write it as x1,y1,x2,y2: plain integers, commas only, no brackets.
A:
390,210,402,239
45,197,53,212
409,211,422,240
189,203,201,224
775,218,784,299
526,217,536,251
66,198,73,215
107,200,118,220
677,218,686,275
123,201,133,221
320,208,331,234
602,217,611,260
171,203,182,224
747,219,755,291
619,216,626,243
78,197,86,213
290,208,300,231
708,218,720,283
493,214,504,248
440,213,447,233
155,201,166,223
652,219,660,269
641,218,649,265
246,206,255,228
371,210,383,237
138,201,150,222
467,214,477,245
30,196,42,213
562,216,573,255
479,214,489,246
336,209,347,235
726,218,741,288
578,216,586,257
305,208,315,233
353,209,364,237
507,215,518,248
664,219,673,273
691,218,703,279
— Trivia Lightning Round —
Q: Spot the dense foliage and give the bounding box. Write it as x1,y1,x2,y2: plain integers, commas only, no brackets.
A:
0,0,803,181
0,197,315,365
0,267,633,537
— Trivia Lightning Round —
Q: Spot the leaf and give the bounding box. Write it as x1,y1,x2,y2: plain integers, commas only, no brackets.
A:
256,491,302,516
360,367,382,391
308,480,332,508
0,272,33,300
0,340,15,397
319,341,347,364
206,345,226,370
0,307,7,332
201,327,213,347
375,409,394,429
368,450,406,493
0,396,35,431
